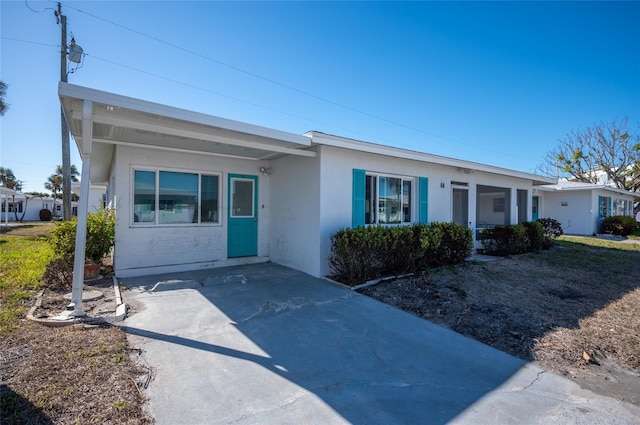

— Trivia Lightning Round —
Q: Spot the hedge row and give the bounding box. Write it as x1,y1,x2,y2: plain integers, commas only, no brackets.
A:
601,215,638,236
329,222,473,286
480,218,563,256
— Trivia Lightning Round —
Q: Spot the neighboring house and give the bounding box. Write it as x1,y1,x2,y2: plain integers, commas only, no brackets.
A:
535,180,637,235
71,181,107,212
59,83,554,279
0,186,16,226
0,192,64,222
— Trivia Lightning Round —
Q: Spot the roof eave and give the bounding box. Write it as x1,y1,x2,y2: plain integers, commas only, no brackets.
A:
307,131,555,185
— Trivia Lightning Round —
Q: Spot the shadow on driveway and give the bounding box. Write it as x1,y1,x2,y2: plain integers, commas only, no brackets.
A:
119,263,639,424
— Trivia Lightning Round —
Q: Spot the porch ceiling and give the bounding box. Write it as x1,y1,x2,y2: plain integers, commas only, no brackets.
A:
59,83,314,184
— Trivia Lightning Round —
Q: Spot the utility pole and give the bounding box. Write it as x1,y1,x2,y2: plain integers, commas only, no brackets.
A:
57,2,72,221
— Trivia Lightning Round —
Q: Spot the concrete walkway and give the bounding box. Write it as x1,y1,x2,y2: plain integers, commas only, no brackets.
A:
120,263,640,424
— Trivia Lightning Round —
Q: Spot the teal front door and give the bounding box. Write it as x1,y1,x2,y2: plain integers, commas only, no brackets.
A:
228,174,258,257
532,196,539,221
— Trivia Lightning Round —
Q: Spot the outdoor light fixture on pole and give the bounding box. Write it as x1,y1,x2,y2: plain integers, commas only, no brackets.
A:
55,2,82,221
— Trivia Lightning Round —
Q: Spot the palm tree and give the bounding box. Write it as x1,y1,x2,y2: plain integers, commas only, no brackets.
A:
0,167,17,189
0,81,8,116
44,165,79,216
44,165,79,199
44,174,63,199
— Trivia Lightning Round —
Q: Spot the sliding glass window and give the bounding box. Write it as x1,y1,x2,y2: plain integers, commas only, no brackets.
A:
133,169,220,225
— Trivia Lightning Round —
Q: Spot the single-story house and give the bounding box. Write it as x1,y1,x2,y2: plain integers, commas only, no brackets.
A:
534,180,637,235
0,186,16,226
71,181,107,212
0,191,66,222
59,82,555,282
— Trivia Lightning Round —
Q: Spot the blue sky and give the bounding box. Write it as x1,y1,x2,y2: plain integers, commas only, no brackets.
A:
1,1,639,193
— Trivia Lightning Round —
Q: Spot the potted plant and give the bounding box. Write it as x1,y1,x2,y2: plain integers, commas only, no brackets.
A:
51,208,115,280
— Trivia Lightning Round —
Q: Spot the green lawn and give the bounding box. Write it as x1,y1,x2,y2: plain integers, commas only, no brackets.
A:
557,234,640,252
0,225,55,334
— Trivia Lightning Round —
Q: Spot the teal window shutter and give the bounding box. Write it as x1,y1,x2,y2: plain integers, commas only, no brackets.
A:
419,177,429,223
598,195,602,218
352,169,366,227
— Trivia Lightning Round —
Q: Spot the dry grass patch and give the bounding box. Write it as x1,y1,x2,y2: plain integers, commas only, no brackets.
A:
1,322,152,424
1,222,153,424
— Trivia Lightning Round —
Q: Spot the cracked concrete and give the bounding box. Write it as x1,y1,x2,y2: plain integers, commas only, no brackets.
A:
521,370,546,391
121,263,640,425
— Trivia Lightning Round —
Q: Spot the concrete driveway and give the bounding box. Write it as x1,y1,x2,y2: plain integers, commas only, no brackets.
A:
120,263,640,424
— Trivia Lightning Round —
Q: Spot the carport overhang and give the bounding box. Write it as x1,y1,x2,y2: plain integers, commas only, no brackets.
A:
59,82,315,186
58,82,315,315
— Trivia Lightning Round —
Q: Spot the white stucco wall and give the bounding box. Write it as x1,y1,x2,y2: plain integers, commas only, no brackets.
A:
0,196,61,222
72,183,106,213
314,146,536,277
269,150,321,276
108,142,541,279
112,145,272,277
86,186,106,213
540,190,593,234
539,189,636,235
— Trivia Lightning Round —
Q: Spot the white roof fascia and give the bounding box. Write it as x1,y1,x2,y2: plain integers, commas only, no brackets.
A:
71,181,107,196
59,82,311,148
307,131,555,185
541,183,637,197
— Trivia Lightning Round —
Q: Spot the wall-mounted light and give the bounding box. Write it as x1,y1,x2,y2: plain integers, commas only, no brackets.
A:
259,167,273,175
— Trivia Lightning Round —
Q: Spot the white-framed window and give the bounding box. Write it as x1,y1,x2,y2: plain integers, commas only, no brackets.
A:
599,196,611,219
364,173,414,224
612,198,633,216
132,168,221,226
229,178,255,218
1,202,23,213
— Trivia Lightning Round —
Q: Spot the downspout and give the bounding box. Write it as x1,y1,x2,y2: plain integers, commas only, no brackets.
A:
68,100,93,317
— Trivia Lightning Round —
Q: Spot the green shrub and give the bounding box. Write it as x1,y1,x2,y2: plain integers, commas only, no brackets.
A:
481,225,528,256
428,222,473,266
537,217,563,248
328,222,473,285
51,208,115,263
51,219,77,259
385,225,415,275
328,226,386,285
522,221,545,252
601,215,637,236
413,223,441,271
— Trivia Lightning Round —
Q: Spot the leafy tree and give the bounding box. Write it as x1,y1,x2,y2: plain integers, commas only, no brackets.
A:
0,81,8,116
25,191,51,198
538,118,640,193
10,193,35,222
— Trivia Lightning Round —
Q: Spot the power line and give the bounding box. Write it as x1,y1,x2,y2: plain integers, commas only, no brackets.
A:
55,1,529,159
86,54,408,146
15,4,535,162
24,0,56,14
0,36,58,48
0,35,402,149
